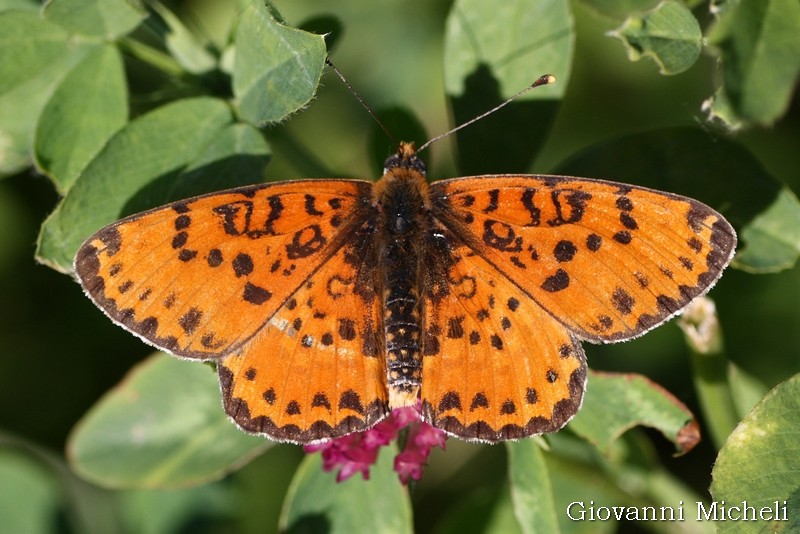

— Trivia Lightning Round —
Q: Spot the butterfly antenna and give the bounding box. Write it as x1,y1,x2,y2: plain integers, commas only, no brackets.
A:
417,74,556,154
326,58,399,148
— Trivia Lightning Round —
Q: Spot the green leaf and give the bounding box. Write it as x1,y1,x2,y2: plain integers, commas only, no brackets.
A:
68,353,270,489
36,97,268,272
608,0,702,75
0,0,38,11
0,11,71,94
544,431,714,533
733,187,800,273
507,440,559,534
727,363,769,420
149,1,217,74
280,450,413,533
168,122,271,200
702,86,743,131
569,371,698,455
710,373,800,532
433,480,524,533
0,10,91,175
0,448,60,534
443,0,572,174
233,1,326,125
707,0,800,126
35,44,128,193
579,0,660,20
543,435,635,534
485,487,525,534
0,431,124,534
120,484,235,533
42,0,146,40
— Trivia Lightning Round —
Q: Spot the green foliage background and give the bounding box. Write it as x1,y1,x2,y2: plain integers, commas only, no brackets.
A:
1,0,799,532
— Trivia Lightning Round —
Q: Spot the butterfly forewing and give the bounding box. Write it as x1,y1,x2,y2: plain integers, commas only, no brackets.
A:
430,175,736,343
75,180,372,359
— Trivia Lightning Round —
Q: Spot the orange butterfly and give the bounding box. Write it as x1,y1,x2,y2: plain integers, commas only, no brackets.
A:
75,139,736,444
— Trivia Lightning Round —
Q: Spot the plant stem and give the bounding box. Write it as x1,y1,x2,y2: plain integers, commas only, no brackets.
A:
679,298,739,449
118,37,186,78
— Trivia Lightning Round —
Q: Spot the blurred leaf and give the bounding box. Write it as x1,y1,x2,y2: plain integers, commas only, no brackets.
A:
0,431,123,534
280,450,413,533
569,371,698,455
149,1,217,74
0,10,91,175
485,487,525,534
37,97,269,271
507,440,559,534
234,446,305,533
727,362,769,419
0,11,70,94
121,484,235,533
68,353,270,489
549,478,619,532
169,122,271,199
579,0,660,20
543,435,632,534
0,448,60,534
545,431,713,533
707,0,800,126
701,86,743,131
233,0,326,125
0,0,38,11
608,0,702,75
711,373,800,532
555,127,799,272
710,0,739,15
299,14,343,53
34,44,128,193
432,482,518,533
444,0,572,174
733,187,800,273
43,0,145,39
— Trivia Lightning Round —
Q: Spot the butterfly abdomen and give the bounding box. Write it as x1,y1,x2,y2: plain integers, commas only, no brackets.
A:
374,155,431,409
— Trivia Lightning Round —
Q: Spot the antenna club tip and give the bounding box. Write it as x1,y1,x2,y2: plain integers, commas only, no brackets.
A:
533,74,557,88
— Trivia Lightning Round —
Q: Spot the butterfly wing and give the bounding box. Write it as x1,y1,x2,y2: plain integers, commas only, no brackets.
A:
420,174,735,441
430,175,736,343
420,229,586,442
76,180,370,357
76,180,389,442
218,229,388,442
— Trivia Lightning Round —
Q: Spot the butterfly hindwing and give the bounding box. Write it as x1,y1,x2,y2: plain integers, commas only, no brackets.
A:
420,229,586,442
430,175,736,343
218,232,389,442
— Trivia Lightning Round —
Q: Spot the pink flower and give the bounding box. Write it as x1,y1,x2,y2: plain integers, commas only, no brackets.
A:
303,404,446,484
395,420,448,484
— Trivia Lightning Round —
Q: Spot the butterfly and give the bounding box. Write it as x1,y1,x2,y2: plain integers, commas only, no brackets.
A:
75,141,736,443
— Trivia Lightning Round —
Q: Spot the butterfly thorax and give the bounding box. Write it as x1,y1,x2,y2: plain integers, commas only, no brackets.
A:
374,143,430,409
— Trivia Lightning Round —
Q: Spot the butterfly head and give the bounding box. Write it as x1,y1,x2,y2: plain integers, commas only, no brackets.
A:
383,142,427,175
373,142,432,233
